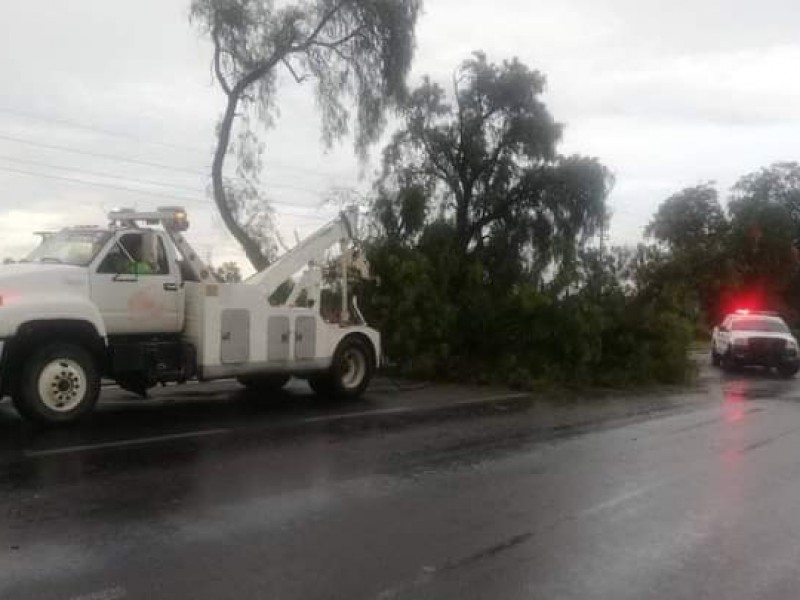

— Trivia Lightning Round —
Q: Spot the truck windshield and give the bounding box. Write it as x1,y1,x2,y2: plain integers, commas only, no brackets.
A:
23,230,112,267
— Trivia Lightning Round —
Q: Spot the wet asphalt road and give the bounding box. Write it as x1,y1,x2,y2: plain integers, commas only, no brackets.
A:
4,361,800,599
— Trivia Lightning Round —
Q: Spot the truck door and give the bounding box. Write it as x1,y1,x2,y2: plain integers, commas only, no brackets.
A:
90,231,183,334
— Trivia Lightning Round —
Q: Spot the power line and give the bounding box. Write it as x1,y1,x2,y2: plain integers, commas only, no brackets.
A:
0,163,206,203
0,163,331,221
0,107,351,180
0,132,205,175
0,107,207,155
0,154,205,196
0,133,348,198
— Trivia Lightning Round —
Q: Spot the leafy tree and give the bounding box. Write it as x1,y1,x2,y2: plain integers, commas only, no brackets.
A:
730,162,800,225
372,183,427,245
215,261,243,282
727,163,800,318
380,52,611,274
646,183,726,253
644,183,732,324
358,55,698,388
641,164,800,326
191,0,422,269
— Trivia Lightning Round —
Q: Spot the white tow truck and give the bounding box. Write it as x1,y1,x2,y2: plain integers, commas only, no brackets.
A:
0,206,380,424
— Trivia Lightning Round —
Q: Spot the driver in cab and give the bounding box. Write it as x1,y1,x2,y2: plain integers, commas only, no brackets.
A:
125,235,154,275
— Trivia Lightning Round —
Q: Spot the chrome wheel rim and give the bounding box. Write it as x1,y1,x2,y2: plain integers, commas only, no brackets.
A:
38,358,87,412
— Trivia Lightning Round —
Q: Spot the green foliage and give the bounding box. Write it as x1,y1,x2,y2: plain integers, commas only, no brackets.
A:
268,279,295,306
646,183,726,253
363,241,695,386
362,54,694,389
360,241,457,376
379,52,611,274
730,162,800,223
191,0,421,269
214,261,243,282
644,162,800,328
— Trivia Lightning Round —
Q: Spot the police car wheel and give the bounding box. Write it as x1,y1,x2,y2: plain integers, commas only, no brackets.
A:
721,352,738,372
13,342,100,425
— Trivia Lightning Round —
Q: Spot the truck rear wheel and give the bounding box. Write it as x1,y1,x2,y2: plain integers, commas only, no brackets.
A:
12,342,100,425
311,337,374,400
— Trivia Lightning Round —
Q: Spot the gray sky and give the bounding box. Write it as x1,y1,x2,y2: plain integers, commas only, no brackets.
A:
1,0,799,269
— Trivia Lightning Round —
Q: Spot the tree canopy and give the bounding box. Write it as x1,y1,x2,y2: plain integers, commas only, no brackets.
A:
359,54,694,388
646,183,726,253
191,0,421,269
376,52,611,287
642,162,800,325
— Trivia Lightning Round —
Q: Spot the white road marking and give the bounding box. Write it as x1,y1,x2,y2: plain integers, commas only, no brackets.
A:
66,586,127,600
25,428,231,458
302,407,414,423
24,393,530,458
451,393,530,407
301,393,530,424
579,484,661,517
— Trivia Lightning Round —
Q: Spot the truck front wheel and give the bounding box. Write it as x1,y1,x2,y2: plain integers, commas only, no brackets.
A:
13,342,101,425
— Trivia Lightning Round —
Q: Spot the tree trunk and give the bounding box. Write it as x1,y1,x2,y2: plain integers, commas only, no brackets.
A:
212,93,271,271
455,193,471,255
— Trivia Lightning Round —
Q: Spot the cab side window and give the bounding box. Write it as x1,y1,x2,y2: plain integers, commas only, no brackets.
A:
97,237,132,275
97,233,169,276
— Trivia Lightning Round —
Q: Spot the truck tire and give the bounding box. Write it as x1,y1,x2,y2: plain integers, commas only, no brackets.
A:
12,342,101,425
237,374,290,393
311,337,374,400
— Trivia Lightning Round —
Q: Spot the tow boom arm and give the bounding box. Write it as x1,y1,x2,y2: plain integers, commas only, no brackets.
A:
245,208,358,301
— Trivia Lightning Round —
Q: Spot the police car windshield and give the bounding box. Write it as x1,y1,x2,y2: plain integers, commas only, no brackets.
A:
731,318,789,333
23,230,111,267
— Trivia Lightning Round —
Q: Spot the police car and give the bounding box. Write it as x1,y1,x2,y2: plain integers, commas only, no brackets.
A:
711,310,800,377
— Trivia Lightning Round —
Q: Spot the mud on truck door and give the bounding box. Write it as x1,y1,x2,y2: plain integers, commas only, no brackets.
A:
90,231,183,334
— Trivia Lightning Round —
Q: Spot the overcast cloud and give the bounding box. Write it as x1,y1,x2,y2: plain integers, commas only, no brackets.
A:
0,0,798,268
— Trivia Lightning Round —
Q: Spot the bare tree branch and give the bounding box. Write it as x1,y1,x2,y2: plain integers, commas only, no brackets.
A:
191,0,419,269
289,2,347,53
312,26,364,49
212,26,232,96
281,57,308,83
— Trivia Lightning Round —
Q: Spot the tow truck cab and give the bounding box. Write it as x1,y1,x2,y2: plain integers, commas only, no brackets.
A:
0,207,380,424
